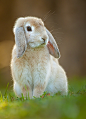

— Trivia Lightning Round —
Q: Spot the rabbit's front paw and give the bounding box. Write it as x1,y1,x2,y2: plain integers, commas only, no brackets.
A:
21,86,32,98
33,85,45,98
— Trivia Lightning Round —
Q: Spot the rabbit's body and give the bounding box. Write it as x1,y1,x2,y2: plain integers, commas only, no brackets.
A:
11,17,68,98
11,45,50,98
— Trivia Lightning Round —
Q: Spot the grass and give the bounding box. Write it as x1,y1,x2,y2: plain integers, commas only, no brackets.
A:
0,77,86,119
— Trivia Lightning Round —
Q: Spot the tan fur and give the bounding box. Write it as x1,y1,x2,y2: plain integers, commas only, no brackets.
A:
11,16,68,98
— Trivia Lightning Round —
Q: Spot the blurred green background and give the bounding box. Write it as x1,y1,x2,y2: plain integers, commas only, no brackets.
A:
0,0,86,87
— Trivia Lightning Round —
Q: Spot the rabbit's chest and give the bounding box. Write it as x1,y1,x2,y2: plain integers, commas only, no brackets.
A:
13,47,50,85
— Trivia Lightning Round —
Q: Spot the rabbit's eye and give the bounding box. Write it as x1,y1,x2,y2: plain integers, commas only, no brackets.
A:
27,26,32,31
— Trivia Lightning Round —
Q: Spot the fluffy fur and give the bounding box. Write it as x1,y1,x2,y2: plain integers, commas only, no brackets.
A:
11,16,68,98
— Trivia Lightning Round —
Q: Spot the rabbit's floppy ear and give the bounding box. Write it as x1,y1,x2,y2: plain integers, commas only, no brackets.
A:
15,27,27,58
46,28,60,58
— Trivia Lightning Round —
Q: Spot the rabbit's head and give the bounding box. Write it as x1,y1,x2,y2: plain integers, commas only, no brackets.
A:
13,17,60,58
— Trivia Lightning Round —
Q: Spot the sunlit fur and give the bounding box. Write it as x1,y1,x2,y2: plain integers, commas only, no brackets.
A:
11,17,68,98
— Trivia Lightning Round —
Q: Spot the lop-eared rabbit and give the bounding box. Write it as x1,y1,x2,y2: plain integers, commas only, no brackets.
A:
11,16,68,98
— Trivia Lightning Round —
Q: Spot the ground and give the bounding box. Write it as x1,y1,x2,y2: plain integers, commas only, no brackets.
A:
0,77,86,119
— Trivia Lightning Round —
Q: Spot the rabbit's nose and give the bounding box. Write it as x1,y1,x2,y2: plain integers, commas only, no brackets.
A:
41,37,48,45
42,35,48,43
42,38,46,43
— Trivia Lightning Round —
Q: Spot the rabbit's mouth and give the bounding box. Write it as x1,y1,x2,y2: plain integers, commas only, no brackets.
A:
29,42,34,43
41,41,46,45
29,41,46,48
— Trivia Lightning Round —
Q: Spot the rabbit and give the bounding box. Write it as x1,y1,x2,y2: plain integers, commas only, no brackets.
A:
11,16,68,98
